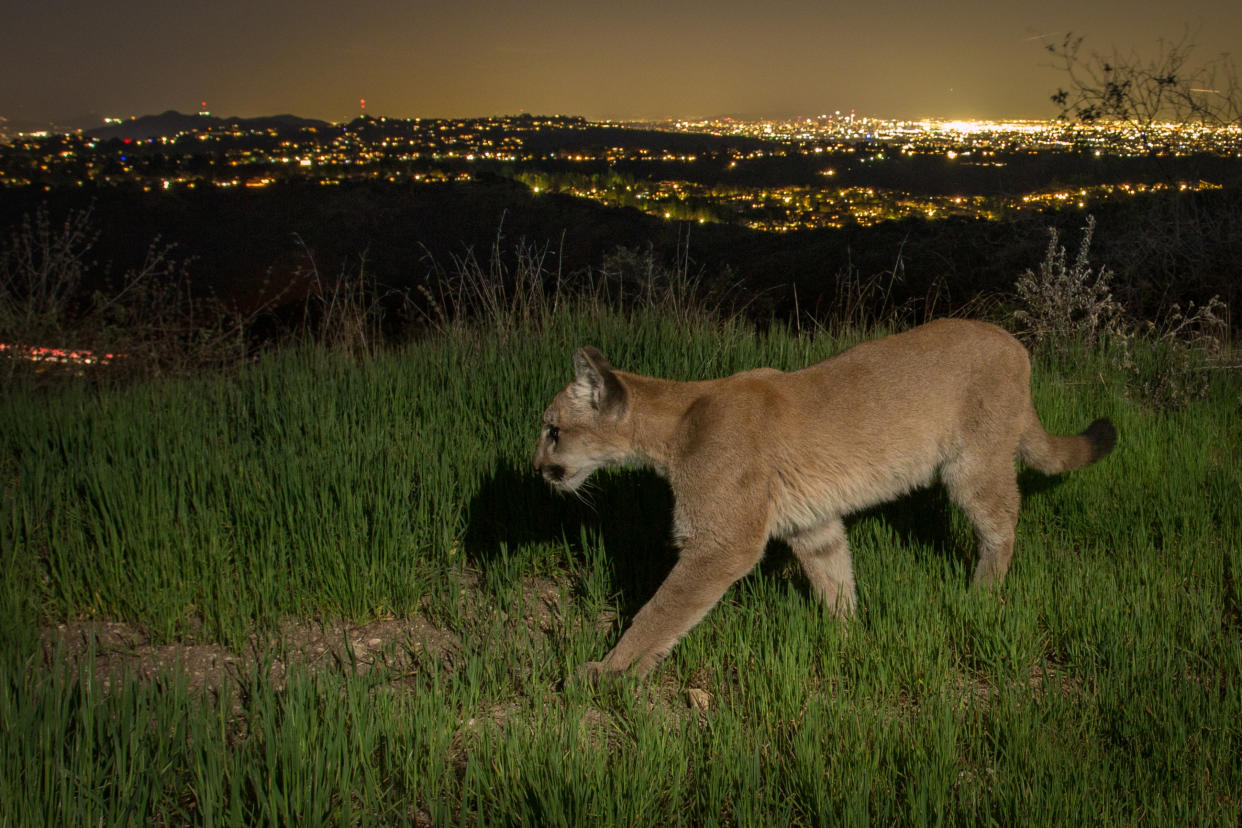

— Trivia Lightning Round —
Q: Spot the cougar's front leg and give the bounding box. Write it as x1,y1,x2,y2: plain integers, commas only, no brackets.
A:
584,513,768,679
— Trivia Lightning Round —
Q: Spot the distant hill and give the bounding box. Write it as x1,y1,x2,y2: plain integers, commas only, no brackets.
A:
86,110,329,140
0,113,107,140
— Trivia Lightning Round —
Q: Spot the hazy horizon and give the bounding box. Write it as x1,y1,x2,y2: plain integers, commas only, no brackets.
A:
2,107,1106,131
3,1,1238,126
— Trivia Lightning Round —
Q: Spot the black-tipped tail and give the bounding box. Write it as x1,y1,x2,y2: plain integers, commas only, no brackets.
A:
1082,418,1117,464
1019,415,1118,474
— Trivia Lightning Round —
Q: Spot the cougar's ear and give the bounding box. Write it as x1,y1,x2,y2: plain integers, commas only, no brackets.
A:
573,346,628,417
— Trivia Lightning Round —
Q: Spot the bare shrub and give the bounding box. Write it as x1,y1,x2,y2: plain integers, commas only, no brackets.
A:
0,203,254,380
597,241,726,326
1013,215,1126,350
1125,297,1232,410
1014,215,1232,409
0,203,98,345
416,232,562,337
293,237,414,357
416,226,727,337
1047,29,1241,128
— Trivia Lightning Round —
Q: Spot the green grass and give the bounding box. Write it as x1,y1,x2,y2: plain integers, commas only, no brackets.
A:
2,308,1240,825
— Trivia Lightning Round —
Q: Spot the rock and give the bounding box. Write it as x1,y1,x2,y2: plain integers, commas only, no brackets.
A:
687,687,712,711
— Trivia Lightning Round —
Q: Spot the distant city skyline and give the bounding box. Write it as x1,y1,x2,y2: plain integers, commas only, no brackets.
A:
3,1,1239,126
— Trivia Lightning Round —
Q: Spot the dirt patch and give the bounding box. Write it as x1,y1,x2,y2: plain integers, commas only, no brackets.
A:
40,612,462,697
37,567,636,752
266,615,461,686
42,620,243,695
35,569,614,698
949,660,1084,710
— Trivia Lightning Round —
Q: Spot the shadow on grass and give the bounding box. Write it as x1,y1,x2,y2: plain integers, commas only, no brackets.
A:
462,464,678,619
851,485,958,555
463,462,1079,619
847,468,1083,577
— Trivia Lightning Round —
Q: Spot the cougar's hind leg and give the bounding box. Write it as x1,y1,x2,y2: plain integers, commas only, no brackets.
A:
788,517,857,618
943,454,1021,588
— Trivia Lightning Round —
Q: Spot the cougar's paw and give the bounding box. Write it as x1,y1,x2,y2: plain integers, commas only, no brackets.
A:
574,660,636,688
575,661,608,686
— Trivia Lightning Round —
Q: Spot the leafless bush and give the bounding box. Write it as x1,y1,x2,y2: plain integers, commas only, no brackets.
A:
1124,297,1231,410
0,203,254,381
416,227,726,337
813,239,947,336
1014,214,1231,409
596,241,725,326
0,203,98,344
1047,29,1241,128
1148,297,1230,356
293,237,413,357
1013,216,1126,350
416,232,561,337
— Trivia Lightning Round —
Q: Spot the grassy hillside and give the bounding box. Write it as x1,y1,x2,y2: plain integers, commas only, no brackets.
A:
2,308,1239,824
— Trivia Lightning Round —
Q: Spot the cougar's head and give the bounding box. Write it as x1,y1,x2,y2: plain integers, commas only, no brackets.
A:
533,346,631,493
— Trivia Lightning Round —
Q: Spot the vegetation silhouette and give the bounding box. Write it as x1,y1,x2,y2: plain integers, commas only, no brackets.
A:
2,177,1237,337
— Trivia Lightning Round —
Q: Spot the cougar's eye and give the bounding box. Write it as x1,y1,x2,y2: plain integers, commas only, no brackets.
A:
546,425,560,443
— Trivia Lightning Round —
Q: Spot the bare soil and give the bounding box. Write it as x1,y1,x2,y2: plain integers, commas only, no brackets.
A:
40,613,462,697
36,572,770,733
37,573,597,699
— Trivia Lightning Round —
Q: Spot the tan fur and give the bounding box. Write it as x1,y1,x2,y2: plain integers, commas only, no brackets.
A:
532,319,1116,679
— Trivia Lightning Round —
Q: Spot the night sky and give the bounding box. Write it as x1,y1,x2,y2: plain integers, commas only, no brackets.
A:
4,0,1240,124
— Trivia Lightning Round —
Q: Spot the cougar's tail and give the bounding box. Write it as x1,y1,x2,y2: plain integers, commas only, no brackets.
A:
1018,415,1117,475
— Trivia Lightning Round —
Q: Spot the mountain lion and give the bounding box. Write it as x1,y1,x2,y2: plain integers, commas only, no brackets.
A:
532,319,1116,679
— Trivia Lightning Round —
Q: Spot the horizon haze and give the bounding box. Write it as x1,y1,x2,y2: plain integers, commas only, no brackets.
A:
3,1,1240,126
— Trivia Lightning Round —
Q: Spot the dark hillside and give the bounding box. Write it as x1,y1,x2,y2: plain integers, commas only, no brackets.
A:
2,179,1237,327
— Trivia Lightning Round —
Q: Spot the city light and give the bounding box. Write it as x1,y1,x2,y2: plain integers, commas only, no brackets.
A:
0,343,123,367
2,114,1238,230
